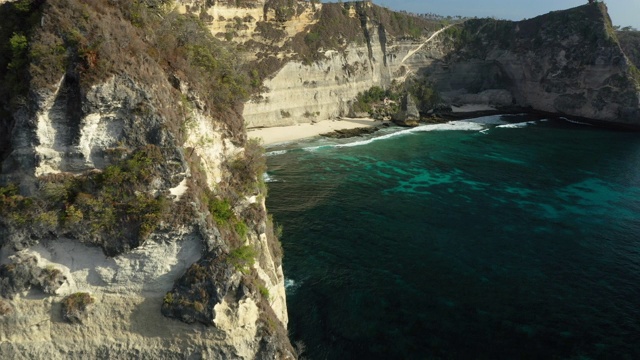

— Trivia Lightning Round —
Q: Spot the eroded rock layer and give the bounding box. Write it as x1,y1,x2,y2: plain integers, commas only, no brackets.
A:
0,1,293,358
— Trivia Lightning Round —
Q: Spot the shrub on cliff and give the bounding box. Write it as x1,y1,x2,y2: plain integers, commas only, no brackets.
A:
61,292,95,324
265,0,300,22
0,299,11,316
0,146,171,256
351,85,402,116
161,254,239,325
228,245,257,273
408,79,440,111
226,138,267,196
0,255,67,299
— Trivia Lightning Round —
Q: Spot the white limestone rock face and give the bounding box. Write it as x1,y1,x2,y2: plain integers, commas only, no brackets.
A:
0,223,289,359
242,24,447,128
244,47,384,128
0,42,292,360
2,74,169,191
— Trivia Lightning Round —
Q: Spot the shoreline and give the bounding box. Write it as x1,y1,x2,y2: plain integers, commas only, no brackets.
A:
247,106,508,146
247,105,627,147
248,118,385,146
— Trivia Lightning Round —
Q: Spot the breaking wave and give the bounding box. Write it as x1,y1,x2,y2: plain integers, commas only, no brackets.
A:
561,117,593,126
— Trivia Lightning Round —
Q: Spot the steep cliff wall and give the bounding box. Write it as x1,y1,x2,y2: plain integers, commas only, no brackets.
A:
221,1,640,128
0,1,293,358
183,0,446,128
418,4,640,126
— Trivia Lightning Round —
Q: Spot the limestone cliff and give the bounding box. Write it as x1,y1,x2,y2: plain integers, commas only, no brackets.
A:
0,0,293,358
422,3,640,127
204,1,639,128
176,0,446,128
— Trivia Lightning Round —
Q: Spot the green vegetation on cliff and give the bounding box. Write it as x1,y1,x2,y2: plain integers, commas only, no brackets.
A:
61,292,95,324
352,86,396,114
351,80,439,119
0,2,287,345
0,146,171,256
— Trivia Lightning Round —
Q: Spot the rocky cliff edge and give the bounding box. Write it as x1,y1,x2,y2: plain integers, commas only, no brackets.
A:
0,1,294,358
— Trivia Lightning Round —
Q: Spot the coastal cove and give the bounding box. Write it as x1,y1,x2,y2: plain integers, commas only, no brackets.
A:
265,114,640,359
0,0,639,357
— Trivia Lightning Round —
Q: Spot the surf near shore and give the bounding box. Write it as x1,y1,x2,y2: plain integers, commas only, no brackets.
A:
247,104,540,147
248,118,385,146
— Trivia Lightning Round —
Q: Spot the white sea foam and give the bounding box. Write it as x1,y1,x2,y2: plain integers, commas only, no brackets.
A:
294,118,525,152
334,127,419,148
561,117,593,126
263,173,277,183
463,116,508,125
326,121,488,149
414,121,486,131
284,278,301,294
302,145,333,152
265,150,288,157
496,121,537,129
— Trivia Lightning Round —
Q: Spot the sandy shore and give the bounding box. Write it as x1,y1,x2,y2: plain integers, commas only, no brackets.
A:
248,118,384,146
248,105,500,146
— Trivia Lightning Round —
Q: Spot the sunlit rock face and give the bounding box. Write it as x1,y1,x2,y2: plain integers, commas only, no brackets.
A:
0,0,293,358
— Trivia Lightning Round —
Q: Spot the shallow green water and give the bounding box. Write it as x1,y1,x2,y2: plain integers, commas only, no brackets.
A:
265,115,640,359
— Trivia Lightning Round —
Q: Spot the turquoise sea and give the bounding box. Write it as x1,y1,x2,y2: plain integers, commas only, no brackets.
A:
265,115,640,359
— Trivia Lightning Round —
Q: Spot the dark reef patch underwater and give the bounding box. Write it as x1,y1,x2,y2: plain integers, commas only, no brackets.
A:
265,115,640,359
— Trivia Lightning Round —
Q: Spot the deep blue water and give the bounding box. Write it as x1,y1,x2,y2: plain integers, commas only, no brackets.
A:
265,115,640,359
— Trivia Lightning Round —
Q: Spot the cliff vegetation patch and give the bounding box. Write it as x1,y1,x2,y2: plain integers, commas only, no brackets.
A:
61,292,95,324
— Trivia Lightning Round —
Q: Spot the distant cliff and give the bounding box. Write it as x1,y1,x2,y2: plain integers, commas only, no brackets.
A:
204,1,639,128
425,3,640,127
0,0,293,358
178,0,447,127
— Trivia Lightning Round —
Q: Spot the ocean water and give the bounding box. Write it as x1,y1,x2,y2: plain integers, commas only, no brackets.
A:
265,115,640,359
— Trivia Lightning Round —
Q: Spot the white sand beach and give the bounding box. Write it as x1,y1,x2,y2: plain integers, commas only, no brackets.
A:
248,118,384,146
